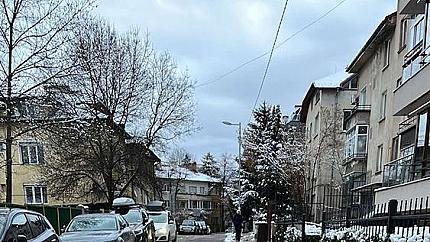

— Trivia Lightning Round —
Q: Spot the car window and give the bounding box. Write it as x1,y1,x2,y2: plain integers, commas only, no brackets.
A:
123,210,142,225
117,215,128,229
26,214,47,238
181,220,194,226
67,216,117,231
0,214,7,237
5,213,33,242
148,213,167,223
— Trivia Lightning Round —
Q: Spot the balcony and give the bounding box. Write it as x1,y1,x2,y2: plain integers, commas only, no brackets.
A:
393,61,430,116
382,154,420,186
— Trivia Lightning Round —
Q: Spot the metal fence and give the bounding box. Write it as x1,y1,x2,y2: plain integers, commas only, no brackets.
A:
0,203,84,234
323,197,430,239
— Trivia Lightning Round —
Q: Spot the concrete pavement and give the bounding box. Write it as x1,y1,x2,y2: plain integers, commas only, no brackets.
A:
177,233,226,242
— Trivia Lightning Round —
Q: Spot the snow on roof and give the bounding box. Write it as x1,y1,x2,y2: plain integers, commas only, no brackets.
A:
156,166,221,183
312,72,353,88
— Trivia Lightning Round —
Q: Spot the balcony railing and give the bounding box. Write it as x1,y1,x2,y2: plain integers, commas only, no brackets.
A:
343,152,368,164
383,154,420,187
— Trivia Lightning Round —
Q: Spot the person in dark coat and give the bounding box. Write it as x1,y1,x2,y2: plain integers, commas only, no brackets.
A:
232,210,243,242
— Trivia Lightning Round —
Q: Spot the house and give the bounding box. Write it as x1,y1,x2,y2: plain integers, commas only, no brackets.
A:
156,166,223,232
300,72,358,222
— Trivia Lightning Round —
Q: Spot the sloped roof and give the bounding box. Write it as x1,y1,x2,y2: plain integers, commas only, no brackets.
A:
156,166,221,183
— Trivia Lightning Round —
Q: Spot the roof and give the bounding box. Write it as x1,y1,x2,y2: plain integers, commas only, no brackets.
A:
299,72,354,123
347,12,397,73
156,165,221,183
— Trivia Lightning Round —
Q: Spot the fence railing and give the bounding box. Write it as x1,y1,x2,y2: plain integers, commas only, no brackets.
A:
324,197,430,239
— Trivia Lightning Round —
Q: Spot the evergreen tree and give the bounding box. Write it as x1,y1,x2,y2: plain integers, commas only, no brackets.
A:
200,152,220,177
242,102,294,220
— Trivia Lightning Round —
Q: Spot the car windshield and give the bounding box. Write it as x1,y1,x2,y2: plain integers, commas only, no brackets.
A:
67,217,117,232
148,213,167,223
123,210,142,225
182,220,194,226
198,221,206,226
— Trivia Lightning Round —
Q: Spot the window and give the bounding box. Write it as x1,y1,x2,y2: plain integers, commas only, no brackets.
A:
359,87,367,106
162,184,170,192
376,145,384,173
26,214,48,238
5,214,33,241
379,91,387,120
199,187,205,195
315,90,320,104
309,123,313,141
399,18,408,50
345,125,368,158
203,201,211,209
24,185,48,204
20,142,44,164
314,114,319,136
191,200,198,209
391,136,399,160
189,186,197,194
408,15,425,51
382,40,390,68
343,110,352,131
177,200,187,209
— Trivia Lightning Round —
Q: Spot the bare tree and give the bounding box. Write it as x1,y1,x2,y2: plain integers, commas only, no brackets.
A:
38,18,196,206
0,0,93,203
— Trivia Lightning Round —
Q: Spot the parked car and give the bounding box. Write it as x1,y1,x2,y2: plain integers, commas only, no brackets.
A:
196,221,210,235
0,208,60,242
179,220,197,234
148,211,177,242
113,197,156,242
60,213,136,242
122,208,155,242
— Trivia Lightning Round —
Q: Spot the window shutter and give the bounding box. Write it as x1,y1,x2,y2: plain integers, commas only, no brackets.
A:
21,145,29,164
38,144,45,164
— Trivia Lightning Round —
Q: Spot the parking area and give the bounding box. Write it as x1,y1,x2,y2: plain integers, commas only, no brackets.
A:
177,233,226,242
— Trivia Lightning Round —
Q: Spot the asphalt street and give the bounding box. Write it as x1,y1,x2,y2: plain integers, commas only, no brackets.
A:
177,233,226,242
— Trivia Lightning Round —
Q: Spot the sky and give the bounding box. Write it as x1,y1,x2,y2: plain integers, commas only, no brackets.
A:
96,0,396,161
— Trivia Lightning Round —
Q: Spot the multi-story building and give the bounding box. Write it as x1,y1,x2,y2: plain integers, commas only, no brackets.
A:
343,12,404,207
374,0,430,205
300,72,358,221
157,167,223,231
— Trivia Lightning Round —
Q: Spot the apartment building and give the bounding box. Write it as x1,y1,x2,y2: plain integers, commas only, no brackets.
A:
300,72,358,222
343,12,405,206
339,0,430,208
157,167,223,231
374,0,430,205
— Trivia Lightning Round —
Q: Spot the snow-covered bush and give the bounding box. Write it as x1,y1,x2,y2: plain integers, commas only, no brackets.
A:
321,228,430,242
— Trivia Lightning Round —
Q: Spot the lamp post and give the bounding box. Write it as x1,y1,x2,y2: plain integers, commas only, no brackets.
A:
222,121,242,209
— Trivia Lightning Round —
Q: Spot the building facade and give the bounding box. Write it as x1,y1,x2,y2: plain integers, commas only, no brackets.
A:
300,73,358,222
156,168,223,232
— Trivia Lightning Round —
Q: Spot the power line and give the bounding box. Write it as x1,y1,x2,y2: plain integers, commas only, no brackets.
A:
250,0,290,118
195,0,348,89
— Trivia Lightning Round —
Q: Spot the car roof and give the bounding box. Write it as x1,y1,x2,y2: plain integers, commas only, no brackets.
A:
73,213,118,219
0,208,43,217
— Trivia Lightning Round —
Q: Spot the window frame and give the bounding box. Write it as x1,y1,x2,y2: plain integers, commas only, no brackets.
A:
20,142,44,165
382,39,391,69
376,145,384,173
24,185,48,205
379,91,387,120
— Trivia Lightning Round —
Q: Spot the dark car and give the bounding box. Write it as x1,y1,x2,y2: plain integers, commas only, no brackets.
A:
178,220,197,234
60,213,136,242
0,208,60,242
196,221,209,235
122,208,155,242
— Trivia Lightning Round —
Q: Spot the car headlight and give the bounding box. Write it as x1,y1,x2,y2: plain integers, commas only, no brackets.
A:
157,227,167,235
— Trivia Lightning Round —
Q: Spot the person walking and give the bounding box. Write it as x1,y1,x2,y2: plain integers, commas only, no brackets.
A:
232,210,243,242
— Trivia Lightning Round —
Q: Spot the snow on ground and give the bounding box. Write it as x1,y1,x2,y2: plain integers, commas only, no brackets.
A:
224,232,255,242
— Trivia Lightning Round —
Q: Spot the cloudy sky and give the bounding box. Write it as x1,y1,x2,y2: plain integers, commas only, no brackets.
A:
96,0,396,161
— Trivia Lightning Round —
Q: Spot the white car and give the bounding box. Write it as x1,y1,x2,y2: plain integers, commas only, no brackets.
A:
148,211,177,242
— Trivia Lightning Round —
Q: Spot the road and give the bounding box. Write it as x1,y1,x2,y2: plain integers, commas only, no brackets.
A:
177,233,226,242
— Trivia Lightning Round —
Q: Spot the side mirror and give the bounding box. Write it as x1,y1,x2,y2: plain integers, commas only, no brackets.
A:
168,220,174,224
61,225,66,233
17,235,27,242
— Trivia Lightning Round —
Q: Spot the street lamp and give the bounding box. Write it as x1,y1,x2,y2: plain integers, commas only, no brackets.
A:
222,121,242,209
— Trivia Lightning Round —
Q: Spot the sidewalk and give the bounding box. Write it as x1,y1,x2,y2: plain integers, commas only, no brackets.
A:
224,232,256,242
